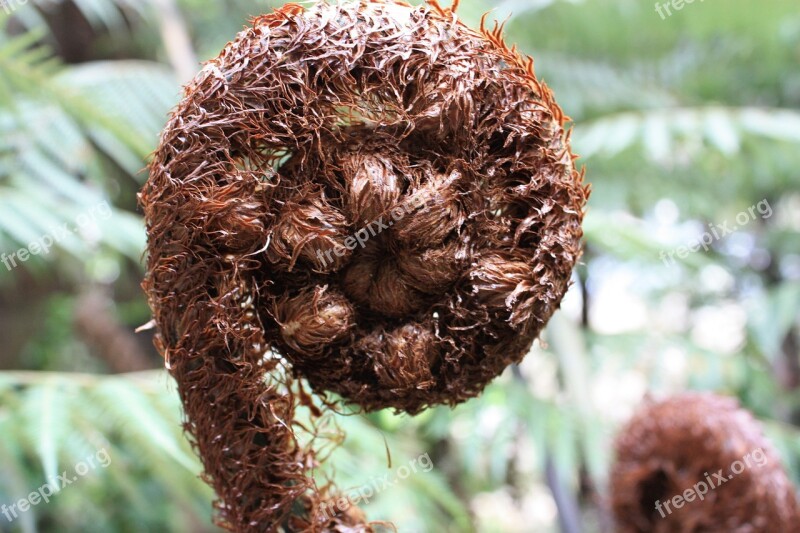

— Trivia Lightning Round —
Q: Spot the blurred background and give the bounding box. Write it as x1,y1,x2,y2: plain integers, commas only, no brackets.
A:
0,0,798,531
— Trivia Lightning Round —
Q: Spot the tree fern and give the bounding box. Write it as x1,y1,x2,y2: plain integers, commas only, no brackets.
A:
0,371,215,532
0,32,178,272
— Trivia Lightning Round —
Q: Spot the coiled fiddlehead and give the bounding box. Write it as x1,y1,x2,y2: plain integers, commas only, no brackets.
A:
140,1,588,530
611,393,800,532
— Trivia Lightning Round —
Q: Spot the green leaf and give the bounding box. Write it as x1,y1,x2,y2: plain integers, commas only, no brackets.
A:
747,282,800,361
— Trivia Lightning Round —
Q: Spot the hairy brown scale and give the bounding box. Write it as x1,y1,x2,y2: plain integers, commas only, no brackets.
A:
140,0,588,530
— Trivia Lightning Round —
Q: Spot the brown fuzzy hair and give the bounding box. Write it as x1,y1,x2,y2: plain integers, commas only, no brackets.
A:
610,393,800,532
140,0,588,530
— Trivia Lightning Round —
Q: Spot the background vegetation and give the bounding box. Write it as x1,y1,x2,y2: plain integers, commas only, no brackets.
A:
0,0,798,531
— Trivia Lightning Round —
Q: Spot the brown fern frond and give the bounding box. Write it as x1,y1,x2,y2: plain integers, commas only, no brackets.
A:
140,1,587,530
